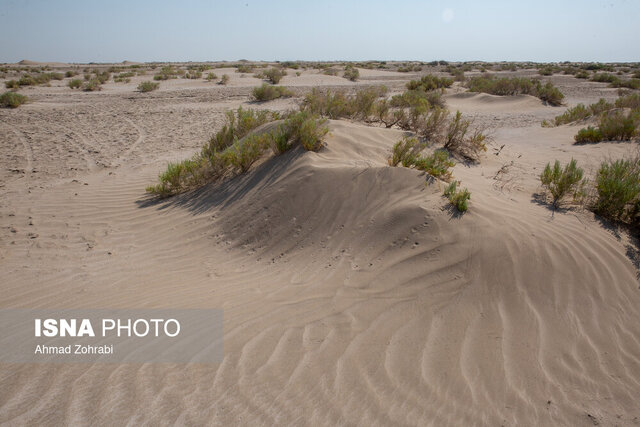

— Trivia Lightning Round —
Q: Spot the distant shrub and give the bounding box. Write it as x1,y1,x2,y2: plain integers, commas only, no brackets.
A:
598,110,640,141
95,71,110,84
612,78,640,90
82,78,102,91
206,72,218,81
538,66,554,76
406,74,453,91
154,66,180,81
68,79,82,89
218,74,230,85
548,98,614,126
615,93,640,109
0,91,28,108
235,64,254,74
575,71,590,79
5,80,19,89
574,126,603,143
65,70,78,78
593,158,640,223
466,75,564,105
343,65,359,81
322,68,339,76
251,83,293,101
262,67,286,84
138,81,159,92
591,73,619,83
444,181,471,212
540,159,585,207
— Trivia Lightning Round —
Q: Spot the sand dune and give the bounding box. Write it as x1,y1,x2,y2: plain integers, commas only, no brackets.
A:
1,71,639,425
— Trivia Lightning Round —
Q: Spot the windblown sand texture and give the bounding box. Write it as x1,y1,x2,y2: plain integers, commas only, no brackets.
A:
1,64,639,426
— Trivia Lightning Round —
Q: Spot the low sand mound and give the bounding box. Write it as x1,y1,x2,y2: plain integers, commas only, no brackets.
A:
17,59,70,67
1,120,639,425
445,92,547,112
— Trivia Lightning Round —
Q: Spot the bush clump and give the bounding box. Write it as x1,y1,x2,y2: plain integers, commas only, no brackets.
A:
68,79,82,89
593,158,640,223
575,110,640,143
82,78,102,91
406,74,453,91
138,81,160,92
147,108,329,196
0,91,28,108
444,181,471,212
218,74,229,85
251,83,293,101
262,67,286,84
466,75,564,105
343,65,359,81
539,159,585,207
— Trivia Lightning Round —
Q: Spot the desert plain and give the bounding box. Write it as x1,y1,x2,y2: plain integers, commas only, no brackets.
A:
0,60,639,425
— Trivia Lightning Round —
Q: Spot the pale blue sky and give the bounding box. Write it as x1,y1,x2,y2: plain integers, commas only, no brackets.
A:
0,0,638,63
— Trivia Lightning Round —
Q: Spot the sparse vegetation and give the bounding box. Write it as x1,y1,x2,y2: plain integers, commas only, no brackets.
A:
147,108,328,196
406,74,453,91
138,81,160,92
218,74,229,85
539,159,585,208
593,158,640,223
574,109,640,143
68,79,82,89
443,181,471,212
466,75,564,105
82,78,102,91
262,67,286,84
0,91,28,108
343,65,359,81
251,83,293,101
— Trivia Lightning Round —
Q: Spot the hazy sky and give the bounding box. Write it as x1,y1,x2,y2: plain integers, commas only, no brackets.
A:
0,0,638,63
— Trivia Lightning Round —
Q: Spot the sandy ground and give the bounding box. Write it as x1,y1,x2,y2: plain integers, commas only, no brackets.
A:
1,67,639,426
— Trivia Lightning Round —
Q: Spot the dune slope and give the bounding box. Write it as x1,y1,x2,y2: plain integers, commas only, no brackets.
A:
1,119,639,426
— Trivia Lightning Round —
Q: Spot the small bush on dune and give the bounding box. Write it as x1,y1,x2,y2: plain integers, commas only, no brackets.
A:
540,159,585,207
251,83,293,101
0,91,28,108
82,78,102,91
593,158,640,222
444,181,471,212
5,80,19,89
591,73,620,84
138,81,159,92
615,93,640,109
68,79,82,89
549,98,614,126
598,110,640,141
466,75,564,105
206,72,218,81
343,65,359,81
406,74,453,91
218,74,229,85
390,136,424,167
575,70,590,79
412,150,455,181
443,111,487,161
203,107,275,156
263,67,286,84
574,126,603,143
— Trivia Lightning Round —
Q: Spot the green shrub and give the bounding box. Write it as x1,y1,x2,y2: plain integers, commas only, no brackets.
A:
390,136,424,167
203,107,274,156
263,67,286,84
322,68,339,76
412,150,455,181
443,181,471,212
466,75,564,105
65,70,78,78
615,93,640,109
593,158,640,222
224,133,270,173
206,72,218,81
286,111,329,151
218,74,229,85
575,70,590,79
68,79,82,89
138,81,159,92
343,65,359,81
612,78,640,90
443,111,487,161
598,110,640,141
540,159,585,207
538,67,554,76
184,70,202,79
95,71,110,84
154,66,180,81
549,98,614,126
5,80,19,89
406,74,453,91
0,91,28,108
574,126,603,143
251,83,293,101
235,64,254,74
591,73,620,84
82,78,102,91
